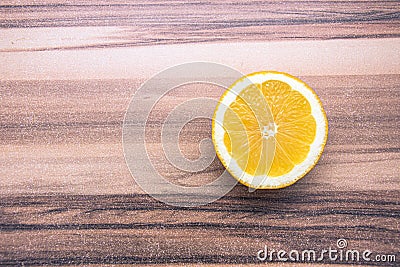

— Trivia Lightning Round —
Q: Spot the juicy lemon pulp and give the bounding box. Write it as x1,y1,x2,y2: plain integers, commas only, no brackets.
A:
262,80,316,176
223,80,316,177
213,71,327,189
222,83,275,176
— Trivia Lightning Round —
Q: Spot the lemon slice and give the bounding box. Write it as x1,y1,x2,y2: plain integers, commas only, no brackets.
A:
212,71,328,189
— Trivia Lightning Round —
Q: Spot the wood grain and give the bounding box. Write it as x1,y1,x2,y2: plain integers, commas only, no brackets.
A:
1,0,400,51
0,0,399,266
0,190,398,265
0,75,399,265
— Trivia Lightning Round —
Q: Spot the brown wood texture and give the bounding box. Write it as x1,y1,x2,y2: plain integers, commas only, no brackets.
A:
1,0,400,50
1,0,400,266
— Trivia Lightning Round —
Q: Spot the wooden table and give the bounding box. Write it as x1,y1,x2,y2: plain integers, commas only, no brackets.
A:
0,1,399,266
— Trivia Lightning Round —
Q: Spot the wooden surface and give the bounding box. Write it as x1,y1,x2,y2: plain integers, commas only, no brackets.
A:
1,1,400,266
1,0,400,49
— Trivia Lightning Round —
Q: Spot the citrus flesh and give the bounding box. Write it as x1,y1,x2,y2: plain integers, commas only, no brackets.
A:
212,71,328,189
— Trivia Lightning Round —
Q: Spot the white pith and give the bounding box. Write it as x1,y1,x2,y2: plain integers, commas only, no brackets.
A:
213,72,327,188
262,122,277,139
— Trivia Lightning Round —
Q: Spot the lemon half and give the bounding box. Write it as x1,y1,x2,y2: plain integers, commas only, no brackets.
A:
212,71,328,189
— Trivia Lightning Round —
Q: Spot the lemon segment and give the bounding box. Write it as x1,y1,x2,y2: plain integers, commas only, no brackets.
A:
212,71,328,189
223,83,275,177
